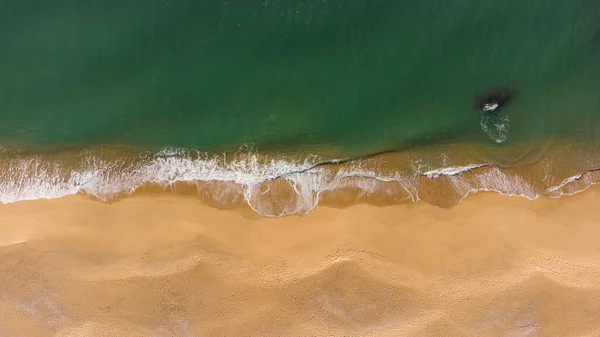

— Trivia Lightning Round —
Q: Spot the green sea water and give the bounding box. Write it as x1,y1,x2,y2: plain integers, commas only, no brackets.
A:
1,0,599,155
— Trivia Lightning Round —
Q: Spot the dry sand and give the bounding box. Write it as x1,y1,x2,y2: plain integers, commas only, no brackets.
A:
1,188,600,336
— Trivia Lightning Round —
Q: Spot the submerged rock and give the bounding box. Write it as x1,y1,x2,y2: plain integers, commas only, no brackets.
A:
475,87,517,113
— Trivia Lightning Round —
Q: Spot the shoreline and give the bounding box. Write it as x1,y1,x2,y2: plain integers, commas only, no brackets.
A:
2,187,600,335
2,139,600,216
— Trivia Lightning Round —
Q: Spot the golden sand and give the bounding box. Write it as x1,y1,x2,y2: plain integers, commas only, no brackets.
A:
1,188,600,336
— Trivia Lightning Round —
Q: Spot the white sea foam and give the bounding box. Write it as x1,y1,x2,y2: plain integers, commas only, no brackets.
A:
480,114,510,144
448,166,540,205
546,173,585,193
0,147,597,216
422,163,488,178
545,170,600,197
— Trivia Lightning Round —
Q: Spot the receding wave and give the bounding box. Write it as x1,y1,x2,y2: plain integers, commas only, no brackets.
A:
1,141,599,217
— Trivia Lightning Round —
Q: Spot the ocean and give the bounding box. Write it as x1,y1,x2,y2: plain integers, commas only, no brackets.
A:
1,0,600,216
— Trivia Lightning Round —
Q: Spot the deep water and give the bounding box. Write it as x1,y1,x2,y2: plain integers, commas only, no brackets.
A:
0,0,599,156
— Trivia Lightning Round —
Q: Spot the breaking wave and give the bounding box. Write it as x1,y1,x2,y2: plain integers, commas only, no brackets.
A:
0,142,599,217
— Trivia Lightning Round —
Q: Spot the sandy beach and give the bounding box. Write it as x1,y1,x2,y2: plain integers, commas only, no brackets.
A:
1,1,599,336
1,188,600,336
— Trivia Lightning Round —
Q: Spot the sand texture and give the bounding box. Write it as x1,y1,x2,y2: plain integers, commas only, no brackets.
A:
1,189,600,336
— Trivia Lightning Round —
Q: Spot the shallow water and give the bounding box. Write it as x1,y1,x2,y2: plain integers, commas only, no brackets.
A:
0,141,598,216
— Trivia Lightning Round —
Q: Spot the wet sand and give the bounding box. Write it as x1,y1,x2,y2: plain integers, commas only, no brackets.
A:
1,188,600,336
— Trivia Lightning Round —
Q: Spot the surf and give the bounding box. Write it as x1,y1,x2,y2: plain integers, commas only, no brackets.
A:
0,142,599,217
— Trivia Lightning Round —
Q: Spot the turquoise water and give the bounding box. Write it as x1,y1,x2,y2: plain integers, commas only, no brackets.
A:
1,1,600,214
0,0,599,154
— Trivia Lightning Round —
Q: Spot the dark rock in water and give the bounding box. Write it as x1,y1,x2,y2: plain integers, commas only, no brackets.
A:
475,87,517,113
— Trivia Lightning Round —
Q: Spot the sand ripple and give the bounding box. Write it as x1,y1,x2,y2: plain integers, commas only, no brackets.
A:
1,189,600,336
